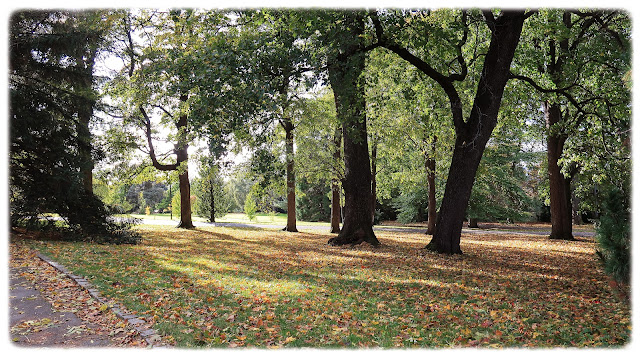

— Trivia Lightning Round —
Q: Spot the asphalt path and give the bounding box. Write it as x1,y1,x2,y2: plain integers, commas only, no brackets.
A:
136,218,596,238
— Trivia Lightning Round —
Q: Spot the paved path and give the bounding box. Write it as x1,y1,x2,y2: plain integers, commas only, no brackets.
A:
9,238,151,348
9,265,112,347
137,218,596,238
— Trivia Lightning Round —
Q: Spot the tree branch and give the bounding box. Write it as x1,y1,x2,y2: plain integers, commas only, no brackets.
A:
139,106,178,171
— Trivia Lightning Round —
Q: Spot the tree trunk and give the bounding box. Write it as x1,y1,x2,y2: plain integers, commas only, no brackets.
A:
209,175,216,223
282,120,298,232
330,128,342,233
425,12,526,254
545,102,573,239
425,135,437,235
175,142,193,228
572,189,582,225
468,217,479,228
370,138,378,224
327,11,378,246
175,94,194,229
77,46,96,196
426,138,485,254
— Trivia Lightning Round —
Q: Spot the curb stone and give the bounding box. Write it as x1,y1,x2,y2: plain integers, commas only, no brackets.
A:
36,253,168,348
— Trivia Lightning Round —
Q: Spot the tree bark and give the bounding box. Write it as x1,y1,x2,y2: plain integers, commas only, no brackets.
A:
468,217,479,228
571,188,582,225
77,44,97,196
282,119,298,232
327,11,379,246
140,95,194,229
370,138,378,224
425,12,527,254
425,135,437,235
545,102,573,239
330,127,342,234
209,174,216,223
175,106,194,229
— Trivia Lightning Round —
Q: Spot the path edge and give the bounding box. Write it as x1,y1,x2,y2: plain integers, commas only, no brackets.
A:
36,252,167,348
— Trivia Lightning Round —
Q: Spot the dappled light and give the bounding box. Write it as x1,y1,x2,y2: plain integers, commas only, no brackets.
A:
31,225,629,348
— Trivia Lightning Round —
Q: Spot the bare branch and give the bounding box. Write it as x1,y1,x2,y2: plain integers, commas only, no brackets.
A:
139,106,178,172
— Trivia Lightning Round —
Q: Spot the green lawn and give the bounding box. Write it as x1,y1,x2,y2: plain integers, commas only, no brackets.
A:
21,226,629,348
127,212,330,227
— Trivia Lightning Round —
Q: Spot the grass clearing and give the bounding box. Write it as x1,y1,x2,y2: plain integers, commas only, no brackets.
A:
18,225,629,348
127,212,329,227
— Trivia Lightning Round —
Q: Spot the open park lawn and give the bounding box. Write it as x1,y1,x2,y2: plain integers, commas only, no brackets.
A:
18,225,630,348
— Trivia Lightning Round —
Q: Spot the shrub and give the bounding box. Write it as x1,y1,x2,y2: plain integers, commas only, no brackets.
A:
595,188,630,298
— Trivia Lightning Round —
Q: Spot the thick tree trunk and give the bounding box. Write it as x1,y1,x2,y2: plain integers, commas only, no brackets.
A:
425,12,526,254
282,120,298,232
176,139,194,229
545,102,573,239
426,138,486,254
370,139,378,224
425,136,437,235
327,11,378,246
77,48,96,196
330,128,342,233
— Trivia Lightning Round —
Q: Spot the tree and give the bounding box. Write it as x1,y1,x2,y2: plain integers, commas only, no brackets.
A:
510,10,631,240
365,47,454,234
324,11,379,246
9,10,138,243
596,188,630,299
371,10,530,253
193,148,231,222
230,10,321,232
107,10,250,229
294,90,344,233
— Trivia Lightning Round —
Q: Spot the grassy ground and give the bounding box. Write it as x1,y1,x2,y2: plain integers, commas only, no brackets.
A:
19,226,629,348
128,212,329,227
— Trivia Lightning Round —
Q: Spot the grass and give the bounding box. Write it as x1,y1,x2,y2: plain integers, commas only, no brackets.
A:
127,212,330,227
20,226,629,348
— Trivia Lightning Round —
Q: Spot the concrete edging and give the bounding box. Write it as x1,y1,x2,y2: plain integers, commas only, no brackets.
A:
36,253,166,348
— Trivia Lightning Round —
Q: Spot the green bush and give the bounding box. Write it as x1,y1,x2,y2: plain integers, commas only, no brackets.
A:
596,188,630,287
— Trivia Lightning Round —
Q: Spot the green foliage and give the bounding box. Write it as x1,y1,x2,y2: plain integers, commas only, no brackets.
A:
192,164,231,221
243,191,258,221
392,187,429,224
171,191,181,219
596,189,630,286
296,179,331,222
9,10,139,244
468,140,537,223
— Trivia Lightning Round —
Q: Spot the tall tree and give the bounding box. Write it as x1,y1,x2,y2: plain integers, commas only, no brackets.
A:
107,10,246,228
9,10,138,243
371,10,530,253
324,11,379,246
510,10,631,239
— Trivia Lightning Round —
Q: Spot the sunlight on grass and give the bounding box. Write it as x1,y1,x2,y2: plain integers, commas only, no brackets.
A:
22,225,629,348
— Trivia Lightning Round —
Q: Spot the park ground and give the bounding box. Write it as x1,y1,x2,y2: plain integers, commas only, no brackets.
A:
9,219,629,348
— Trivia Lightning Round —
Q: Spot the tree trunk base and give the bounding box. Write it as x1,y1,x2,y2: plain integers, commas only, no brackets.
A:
330,227,340,234
548,233,574,240
328,227,379,247
176,221,195,229
282,226,298,232
423,239,463,255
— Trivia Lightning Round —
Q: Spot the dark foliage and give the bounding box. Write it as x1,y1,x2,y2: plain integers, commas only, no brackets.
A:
9,10,139,244
596,189,630,288
296,179,331,222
